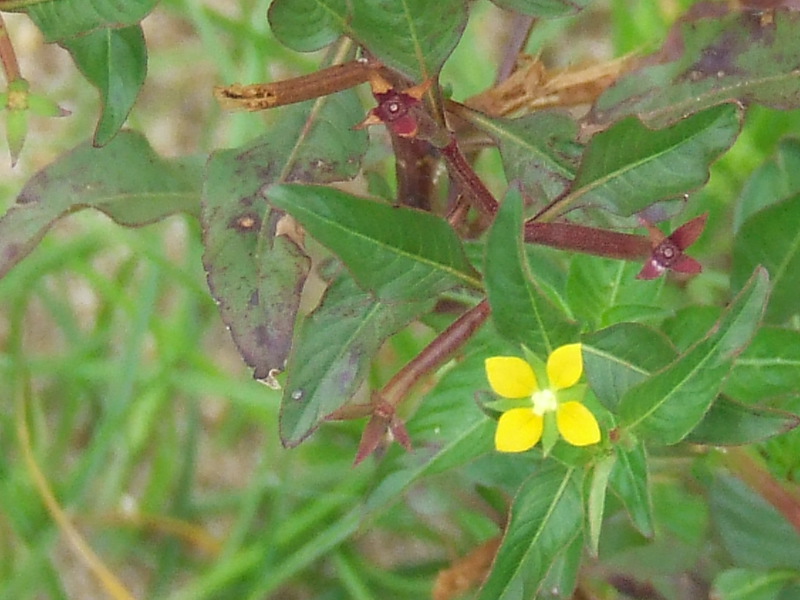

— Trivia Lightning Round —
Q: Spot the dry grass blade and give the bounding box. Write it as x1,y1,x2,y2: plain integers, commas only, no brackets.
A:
15,379,137,600
467,55,633,117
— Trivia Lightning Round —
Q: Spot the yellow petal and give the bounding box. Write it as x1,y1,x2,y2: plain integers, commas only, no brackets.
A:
556,401,600,446
485,356,537,399
547,343,583,390
495,408,543,453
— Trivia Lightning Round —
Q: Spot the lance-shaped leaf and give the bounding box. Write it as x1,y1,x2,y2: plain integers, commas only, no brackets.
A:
618,267,770,445
732,195,800,325
591,9,800,127
268,184,480,302
587,454,616,555
609,443,654,537
280,275,433,446
268,0,468,81
202,91,368,380
0,131,201,280
724,327,800,404
488,0,590,18
484,186,579,356
567,256,663,329
582,322,677,412
17,0,157,42
465,109,581,204
547,104,740,219
477,463,582,600
62,26,147,146
735,138,800,231
685,395,800,446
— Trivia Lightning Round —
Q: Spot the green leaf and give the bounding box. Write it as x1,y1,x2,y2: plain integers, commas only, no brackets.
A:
202,91,368,379
62,26,147,146
20,0,157,42
591,10,800,127
552,104,741,218
587,454,616,555
268,0,347,52
463,109,580,204
712,568,797,600
711,475,800,570
609,443,654,537
0,130,201,280
268,184,480,302
268,0,468,80
618,267,769,444
366,337,501,512
724,327,800,404
582,322,677,412
566,255,663,329
661,305,722,352
484,187,579,356
488,0,590,18
280,275,433,446
477,463,583,600
733,195,800,324
540,533,583,599
736,138,800,231
685,395,800,446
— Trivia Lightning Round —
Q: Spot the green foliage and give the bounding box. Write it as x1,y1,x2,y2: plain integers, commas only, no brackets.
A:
2,1,800,599
485,186,579,355
62,25,148,145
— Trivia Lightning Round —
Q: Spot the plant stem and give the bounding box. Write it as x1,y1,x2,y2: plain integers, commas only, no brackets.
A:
0,13,21,83
524,221,651,260
381,299,491,408
214,58,376,111
440,138,499,218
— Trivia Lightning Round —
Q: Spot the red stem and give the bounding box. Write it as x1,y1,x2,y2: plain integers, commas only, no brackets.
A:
524,221,651,260
381,300,491,408
440,138,499,218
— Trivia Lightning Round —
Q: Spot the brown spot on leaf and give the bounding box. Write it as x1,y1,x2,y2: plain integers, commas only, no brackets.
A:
228,211,261,233
248,290,260,307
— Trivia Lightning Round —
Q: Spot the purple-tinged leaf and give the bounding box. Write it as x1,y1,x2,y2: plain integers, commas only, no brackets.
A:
202,91,368,379
0,131,201,280
591,9,800,127
280,275,433,447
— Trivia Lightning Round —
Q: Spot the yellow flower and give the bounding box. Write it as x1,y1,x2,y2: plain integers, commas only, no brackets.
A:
485,344,600,453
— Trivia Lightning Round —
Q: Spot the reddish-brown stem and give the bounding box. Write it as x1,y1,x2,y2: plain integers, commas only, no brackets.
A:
524,221,651,261
379,300,491,408
0,14,21,83
214,59,377,111
722,447,800,535
440,138,499,218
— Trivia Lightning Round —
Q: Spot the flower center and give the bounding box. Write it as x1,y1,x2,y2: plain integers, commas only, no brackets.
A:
531,389,557,416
